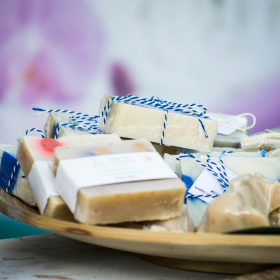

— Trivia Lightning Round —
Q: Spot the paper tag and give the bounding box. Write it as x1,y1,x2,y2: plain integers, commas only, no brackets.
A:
188,168,238,203
55,152,177,212
28,161,58,214
217,120,244,135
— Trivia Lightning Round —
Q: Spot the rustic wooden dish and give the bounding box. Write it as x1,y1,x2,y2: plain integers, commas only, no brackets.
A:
1,189,280,275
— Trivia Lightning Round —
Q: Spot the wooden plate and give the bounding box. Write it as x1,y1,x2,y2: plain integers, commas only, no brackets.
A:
1,189,280,275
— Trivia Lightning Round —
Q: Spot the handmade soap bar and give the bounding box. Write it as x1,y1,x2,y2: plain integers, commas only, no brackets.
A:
99,95,218,152
53,139,155,171
179,156,280,227
208,112,248,148
44,112,89,138
0,144,36,206
197,174,280,233
55,140,185,225
17,134,121,177
27,161,73,220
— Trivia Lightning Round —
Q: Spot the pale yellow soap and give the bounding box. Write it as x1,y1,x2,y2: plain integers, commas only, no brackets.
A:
75,178,185,225
99,95,217,152
44,196,74,221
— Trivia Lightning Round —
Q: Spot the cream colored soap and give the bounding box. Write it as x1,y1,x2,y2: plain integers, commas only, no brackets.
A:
74,178,185,225
17,134,121,177
44,112,90,138
55,139,185,225
197,174,280,233
44,196,74,221
99,95,218,152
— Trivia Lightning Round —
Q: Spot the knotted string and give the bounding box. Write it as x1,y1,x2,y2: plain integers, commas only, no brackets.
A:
101,95,209,145
176,149,230,200
7,128,45,192
32,108,101,138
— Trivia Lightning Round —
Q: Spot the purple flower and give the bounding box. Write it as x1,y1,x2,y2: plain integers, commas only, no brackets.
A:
110,63,135,96
0,0,104,104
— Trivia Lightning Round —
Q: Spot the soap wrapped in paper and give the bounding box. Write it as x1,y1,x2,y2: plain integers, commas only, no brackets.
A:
55,139,186,225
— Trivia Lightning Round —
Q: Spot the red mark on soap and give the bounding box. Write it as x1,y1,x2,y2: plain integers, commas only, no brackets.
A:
41,138,62,152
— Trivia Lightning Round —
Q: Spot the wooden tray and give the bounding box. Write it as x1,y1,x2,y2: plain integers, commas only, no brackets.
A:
1,189,280,275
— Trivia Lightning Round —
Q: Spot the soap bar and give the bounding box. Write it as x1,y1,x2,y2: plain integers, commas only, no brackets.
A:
0,144,36,206
44,112,90,138
27,161,73,220
99,95,218,152
197,175,269,233
53,139,156,171
179,156,280,227
17,134,121,177
125,205,194,232
55,140,185,225
197,174,280,233
208,112,248,148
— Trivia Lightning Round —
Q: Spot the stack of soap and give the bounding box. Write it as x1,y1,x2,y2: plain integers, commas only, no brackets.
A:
197,174,280,233
17,134,121,219
0,144,36,206
17,134,121,177
27,161,73,220
55,139,186,225
98,95,218,152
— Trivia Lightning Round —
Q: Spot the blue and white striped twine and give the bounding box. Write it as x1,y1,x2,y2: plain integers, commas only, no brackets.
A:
176,149,230,200
32,108,101,139
100,95,210,145
7,128,45,192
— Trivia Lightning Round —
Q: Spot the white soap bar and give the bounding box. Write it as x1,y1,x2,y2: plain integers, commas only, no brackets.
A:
27,161,73,220
163,153,180,175
99,95,218,152
0,144,36,206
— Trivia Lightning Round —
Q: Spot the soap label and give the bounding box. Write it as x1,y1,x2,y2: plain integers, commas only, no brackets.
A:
188,168,237,203
217,120,244,135
62,152,177,187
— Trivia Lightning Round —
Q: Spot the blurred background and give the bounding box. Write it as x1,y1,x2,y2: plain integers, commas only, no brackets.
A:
0,0,280,238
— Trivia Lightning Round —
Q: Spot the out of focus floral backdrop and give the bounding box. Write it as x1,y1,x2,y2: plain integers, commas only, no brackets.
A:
0,0,280,237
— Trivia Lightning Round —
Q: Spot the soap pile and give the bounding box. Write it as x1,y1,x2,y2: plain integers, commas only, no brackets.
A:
1,94,280,234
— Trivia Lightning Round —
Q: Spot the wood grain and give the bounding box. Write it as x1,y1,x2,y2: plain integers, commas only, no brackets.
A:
1,189,280,274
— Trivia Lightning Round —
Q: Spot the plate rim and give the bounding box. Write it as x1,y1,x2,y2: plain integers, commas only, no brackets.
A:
1,189,280,248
